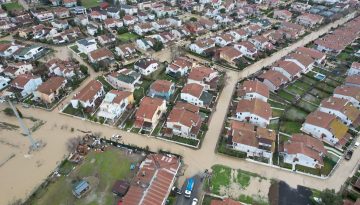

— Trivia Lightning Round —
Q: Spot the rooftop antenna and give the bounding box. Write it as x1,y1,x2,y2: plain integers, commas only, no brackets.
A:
7,99,42,151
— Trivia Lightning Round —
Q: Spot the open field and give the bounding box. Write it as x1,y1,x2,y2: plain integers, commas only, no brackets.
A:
26,148,143,205
2,2,23,11
81,0,99,8
117,33,140,43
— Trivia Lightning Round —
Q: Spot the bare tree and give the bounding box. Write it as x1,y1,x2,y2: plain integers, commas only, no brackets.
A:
66,136,82,153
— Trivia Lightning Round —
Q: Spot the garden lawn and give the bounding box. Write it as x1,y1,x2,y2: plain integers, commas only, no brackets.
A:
279,121,302,135
285,85,306,96
293,80,311,90
118,32,140,42
278,90,295,102
81,0,99,8
96,76,114,92
283,107,308,121
207,165,232,195
30,149,136,205
268,99,288,109
272,108,284,118
133,79,153,103
2,2,23,11
296,100,318,113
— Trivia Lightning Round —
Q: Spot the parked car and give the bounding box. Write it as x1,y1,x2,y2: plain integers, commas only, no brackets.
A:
171,186,182,195
192,198,198,205
354,142,359,148
345,150,353,160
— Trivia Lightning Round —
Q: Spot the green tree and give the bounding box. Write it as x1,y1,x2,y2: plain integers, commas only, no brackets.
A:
152,40,164,52
80,65,88,75
319,189,342,205
189,17,197,22
3,108,14,116
119,10,125,18
219,8,226,14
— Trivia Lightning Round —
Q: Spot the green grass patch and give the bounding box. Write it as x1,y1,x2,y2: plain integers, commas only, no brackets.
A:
96,76,114,92
272,108,284,118
283,107,308,121
28,149,138,205
2,2,23,11
117,32,140,42
279,121,302,135
309,88,330,98
295,156,336,176
133,79,153,104
70,45,80,53
207,165,232,195
285,85,306,96
296,100,318,113
62,104,87,118
302,94,321,105
300,76,316,85
293,80,312,90
314,82,334,94
58,160,76,175
278,90,295,102
81,0,99,8
160,135,199,147
268,99,287,109
236,171,251,188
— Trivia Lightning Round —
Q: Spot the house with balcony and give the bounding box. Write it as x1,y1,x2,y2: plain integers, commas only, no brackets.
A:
134,97,167,131
237,80,269,102
34,76,67,104
106,69,141,92
97,90,134,121
70,80,105,110
148,80,175,101
235,99,272,127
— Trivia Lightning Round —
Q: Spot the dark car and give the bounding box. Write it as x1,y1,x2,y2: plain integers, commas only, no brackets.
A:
345,150,353,160
171,186,182,195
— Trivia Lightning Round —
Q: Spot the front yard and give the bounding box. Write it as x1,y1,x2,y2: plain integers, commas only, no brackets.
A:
26,148,143,205
117,32,140,43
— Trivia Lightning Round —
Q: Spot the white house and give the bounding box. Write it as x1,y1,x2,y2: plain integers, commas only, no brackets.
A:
333,85,360,109
3,62,33,79
189,38,215,55
134,22,154,35
235,99,272,127
76,38,97,54
0,43,21,58
272,60,302,81
0,76,10,90
319,97,360,126
166,102,202,138
134,58,159,76
71,80,105,109
215,33,235,47
229,28,248,42
181,83,213,107
166,57,193,77
237,80,269,102
123,15,138,26
229,120,275,159
106,69,141,92
97,90,133,120
234,41,258,59
134,97,167,131
10,74,42,97
284,53,315,73
259,70,289,92
13,45,45,61
136,38,154,50
187,66,218,90
115,43,137,58
347,62,360,76
45,58,78,79
301,111,349,147
283,133,327,169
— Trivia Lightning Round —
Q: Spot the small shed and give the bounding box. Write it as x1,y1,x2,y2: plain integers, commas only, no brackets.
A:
112,180,130,196
72,180,90,198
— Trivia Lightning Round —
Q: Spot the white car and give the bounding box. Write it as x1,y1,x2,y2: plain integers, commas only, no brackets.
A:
354,142,360,148
192,198,198,205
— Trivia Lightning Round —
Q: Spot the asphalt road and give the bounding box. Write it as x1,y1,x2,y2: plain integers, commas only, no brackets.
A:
174,175,204,205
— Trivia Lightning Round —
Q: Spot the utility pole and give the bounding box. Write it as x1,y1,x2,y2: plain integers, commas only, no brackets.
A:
7,100,39,150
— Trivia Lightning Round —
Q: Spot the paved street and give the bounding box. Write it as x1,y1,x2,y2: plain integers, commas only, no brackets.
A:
0,11,359,204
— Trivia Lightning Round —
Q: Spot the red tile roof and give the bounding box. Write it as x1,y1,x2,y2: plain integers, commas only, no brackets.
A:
36,76,66,95
122,154,180,205
181,83,204,98
275,60,302,76
135,97,164,120
11,74,38,88
334,85,360,101
236,99,272,120
259,70,289,88
150,80,173,93
89,47,114,61
238,80,269,98
108,89,132,104
188,66,216,81
345,75,360,86
73,80,103,102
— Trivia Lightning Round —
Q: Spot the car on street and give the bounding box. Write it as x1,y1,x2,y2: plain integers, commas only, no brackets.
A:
345,150,353,160
354,142,359,148
192,198,198,205
171,186,182,195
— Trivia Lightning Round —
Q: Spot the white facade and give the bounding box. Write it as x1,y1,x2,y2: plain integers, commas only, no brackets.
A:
301,123,338,145
180,93,204,107
233,142,272,159
347,66,360,76
234,44,257,58
283,153,319,168
284,58,313,73
272,66,300,81
71,87,105,109
318,106,352,126
241,92,268,102
333,93,360,109
134,62,159,76
76,39,97,54
97,93,130,120
0,76,10,90
0,44,21,58
235,112,269,127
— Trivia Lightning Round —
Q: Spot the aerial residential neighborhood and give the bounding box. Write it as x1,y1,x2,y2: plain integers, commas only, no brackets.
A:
0,0,359,205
